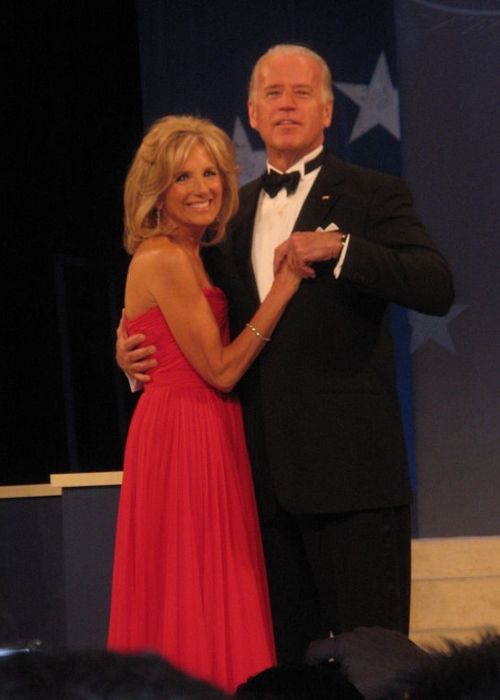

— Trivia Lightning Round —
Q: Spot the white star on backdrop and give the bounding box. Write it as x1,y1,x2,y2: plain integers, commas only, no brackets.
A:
409,304,468,353
232,117,266,185
335,52,400,143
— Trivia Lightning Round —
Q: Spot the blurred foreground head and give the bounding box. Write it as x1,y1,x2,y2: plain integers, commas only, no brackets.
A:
0,649,228,700
388,633,500,700
234,660,364,700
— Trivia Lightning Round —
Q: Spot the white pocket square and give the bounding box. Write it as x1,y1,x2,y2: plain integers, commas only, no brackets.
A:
316,222,339,232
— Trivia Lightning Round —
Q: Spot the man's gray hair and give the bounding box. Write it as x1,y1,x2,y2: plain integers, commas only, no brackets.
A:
248,44,334,103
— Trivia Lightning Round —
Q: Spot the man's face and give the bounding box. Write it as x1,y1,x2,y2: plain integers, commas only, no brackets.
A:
248,52,333,168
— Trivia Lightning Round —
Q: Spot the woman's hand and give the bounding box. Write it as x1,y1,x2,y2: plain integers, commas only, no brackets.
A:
274,231,345,278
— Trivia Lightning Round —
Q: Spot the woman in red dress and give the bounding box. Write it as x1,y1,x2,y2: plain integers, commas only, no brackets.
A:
107,115,299,692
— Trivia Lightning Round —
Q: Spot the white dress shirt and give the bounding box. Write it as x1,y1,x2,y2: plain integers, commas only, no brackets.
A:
251,146,348,301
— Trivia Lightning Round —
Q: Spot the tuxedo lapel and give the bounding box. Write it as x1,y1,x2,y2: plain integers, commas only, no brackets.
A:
292,153,345,232
231,179,261,307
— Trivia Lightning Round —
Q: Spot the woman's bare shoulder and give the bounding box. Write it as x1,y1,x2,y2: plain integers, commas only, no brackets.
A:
125,236,198,315
130,236,189,272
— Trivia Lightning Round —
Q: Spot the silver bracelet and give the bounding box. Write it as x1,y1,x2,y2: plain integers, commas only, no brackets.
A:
245,323,271,342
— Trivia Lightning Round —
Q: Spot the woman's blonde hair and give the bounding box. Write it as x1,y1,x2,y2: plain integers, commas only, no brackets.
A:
124,115,239,254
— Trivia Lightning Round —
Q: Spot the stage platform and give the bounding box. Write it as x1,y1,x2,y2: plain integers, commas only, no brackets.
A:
1,473,499,652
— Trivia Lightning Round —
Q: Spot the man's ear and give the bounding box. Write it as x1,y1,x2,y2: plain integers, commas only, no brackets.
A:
248,101,258,130
323,99,334,128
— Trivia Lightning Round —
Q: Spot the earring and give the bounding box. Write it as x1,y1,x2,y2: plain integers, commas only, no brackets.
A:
156,207,161,229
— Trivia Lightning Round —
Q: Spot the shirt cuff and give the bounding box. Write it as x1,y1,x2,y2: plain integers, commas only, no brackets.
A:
333,234,350,278
127,373,143,393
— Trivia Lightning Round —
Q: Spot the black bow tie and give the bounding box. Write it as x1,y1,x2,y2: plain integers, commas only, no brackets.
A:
260,170,300,198
260,149,326,198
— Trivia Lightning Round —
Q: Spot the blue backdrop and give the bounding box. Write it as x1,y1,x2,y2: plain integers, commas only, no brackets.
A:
396,0,500,535
135,0,500,536
136,0,417,487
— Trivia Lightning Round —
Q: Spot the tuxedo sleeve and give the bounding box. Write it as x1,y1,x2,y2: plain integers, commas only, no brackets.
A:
339,174,454,315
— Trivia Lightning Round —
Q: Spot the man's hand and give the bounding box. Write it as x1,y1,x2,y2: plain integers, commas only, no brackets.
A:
115,309,157,383
306,627,431,700
274,231,346,278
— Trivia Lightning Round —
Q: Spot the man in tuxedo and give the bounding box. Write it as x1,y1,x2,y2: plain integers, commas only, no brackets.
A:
117,45,454,663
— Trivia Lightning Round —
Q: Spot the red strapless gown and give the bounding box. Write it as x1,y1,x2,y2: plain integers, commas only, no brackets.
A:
107,288,276,692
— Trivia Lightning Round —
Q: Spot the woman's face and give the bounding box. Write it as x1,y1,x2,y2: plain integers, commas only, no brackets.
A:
159,141,223,236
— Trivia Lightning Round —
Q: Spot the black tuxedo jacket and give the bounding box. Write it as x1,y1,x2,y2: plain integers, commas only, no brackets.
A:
205,153,454,519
